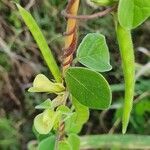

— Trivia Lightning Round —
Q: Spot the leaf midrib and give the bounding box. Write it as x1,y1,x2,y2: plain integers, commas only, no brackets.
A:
67,71,99,102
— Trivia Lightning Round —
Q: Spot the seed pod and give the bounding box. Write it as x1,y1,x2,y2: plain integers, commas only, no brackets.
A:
116,23,135,134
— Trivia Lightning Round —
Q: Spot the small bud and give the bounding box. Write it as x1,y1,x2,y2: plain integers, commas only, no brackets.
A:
28,74,65,94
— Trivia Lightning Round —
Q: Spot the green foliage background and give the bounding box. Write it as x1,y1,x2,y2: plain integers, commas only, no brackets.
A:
0,0,149,149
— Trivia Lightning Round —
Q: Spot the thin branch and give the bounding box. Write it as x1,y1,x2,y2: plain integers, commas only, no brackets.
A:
0,37,39,72
62,0,80,71
25,0,35,10
62,6,116,20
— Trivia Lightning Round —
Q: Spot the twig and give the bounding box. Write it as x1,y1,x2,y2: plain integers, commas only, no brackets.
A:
99,110,109,132
62,0,80,72
62,5,115,20
135,62,150,80
25,0,35,10
0,37,39,72
109,118,121,134
0,66,21,106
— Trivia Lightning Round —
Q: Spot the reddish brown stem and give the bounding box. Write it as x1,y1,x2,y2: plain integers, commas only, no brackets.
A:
62,6,115,20
62,0,80,72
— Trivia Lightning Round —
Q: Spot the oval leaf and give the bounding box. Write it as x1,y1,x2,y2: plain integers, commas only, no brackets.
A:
65,112,83,134
118,0,150,29
77,33,112,72
58,141,72,150
38,136,55,150
65,67,112,109
68,134,80,150
72,96,89,124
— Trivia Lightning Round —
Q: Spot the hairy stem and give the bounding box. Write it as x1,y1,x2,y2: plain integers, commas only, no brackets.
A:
116,23,135,134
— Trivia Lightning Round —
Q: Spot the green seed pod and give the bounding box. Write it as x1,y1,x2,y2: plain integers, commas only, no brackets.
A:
116,23,135,134
91,0,116,6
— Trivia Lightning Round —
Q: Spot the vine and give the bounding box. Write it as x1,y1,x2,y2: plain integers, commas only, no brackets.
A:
16,0,150,149
62,0,80,71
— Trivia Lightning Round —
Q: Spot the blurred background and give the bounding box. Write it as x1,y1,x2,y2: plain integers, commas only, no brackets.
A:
0,0,150,149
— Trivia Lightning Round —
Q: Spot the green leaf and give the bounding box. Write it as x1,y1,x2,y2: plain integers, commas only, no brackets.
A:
56,105,71,114
58,141,72,150
56,105,73,121
34,109,60,134
35,99,52,110
118,0,150,29
80,134,150,149
16,4,62,82
135,98,150,115
32,125,53,142
34,110,54,134
35,95,65,110
28,74,65,94
77,33,112,72
72,96,89,124
68,134,80,150
65,113,83,134
65,97,89,134
65,67,112,109
38,136,55,150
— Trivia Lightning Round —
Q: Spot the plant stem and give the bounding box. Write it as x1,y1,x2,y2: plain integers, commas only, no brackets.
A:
61,5,115,20
63,0,80,73
115,23,135,134
54,1,80,148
